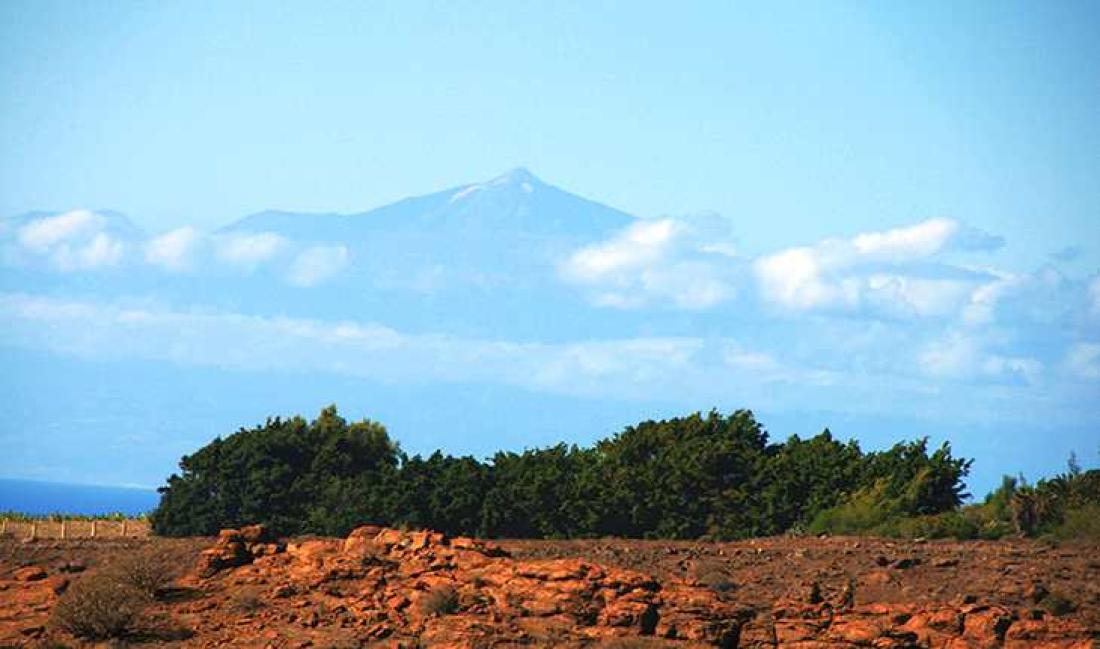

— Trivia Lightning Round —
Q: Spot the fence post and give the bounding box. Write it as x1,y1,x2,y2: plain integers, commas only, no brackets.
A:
1,519,6,536
121,519,127,537
29,521,37,540
60,519,66,540
91,520,97,538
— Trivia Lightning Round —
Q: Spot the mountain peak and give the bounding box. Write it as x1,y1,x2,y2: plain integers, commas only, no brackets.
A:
222,167,635,239
490,167,540,186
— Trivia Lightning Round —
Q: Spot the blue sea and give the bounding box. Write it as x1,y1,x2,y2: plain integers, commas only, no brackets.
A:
0,478,160,516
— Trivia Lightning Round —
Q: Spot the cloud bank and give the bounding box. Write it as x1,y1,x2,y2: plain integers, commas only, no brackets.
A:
3,211,352,287
559,215,740,309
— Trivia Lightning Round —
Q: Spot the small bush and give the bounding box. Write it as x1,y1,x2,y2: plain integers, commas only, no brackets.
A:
231,590,265,614
420,584,459,616
599,639,673,648
1040,592,1077,616
101,544,182,598
1055,504,1100,541
50,574,148,639
808,482,895,535
882,511,980,540
693,562,736,593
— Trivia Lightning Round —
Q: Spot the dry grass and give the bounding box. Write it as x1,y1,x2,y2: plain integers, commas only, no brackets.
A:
420,584,459,616
100,543,183,597
47,544,186,640
49,573,149,639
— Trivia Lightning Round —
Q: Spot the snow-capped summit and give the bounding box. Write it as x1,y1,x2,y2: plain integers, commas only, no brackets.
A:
489,166,539,186
222,168,634,242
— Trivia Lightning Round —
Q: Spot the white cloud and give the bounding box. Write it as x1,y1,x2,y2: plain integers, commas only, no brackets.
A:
563,218,679,280
918,333,980,378
17,210,103,251
560,216,738,309
61,233,126,270
754,246,846,310
0,292,835,405
287,245,350,287
564,216,1003,315
1089,277,1100,317
213,232,287,269
2,291,1091,429
918,331,1042,383
9,210,129,271
754,218,996,316
37,233,127,271
852,218,958,261
962,273,1019,325
145,227,200,272
864,274,974,317
961,267,1087,329
1066,343,1100,380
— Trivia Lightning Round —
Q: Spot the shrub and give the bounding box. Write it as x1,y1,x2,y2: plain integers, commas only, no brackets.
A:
693,562,736,593
50,574,148,639
420,584,459,616
231,589,265,614
1055,503,1100,541
882,511,980,540
100,544,182,597
1040,591,1077,616
808,481,896,535
599,639,674,648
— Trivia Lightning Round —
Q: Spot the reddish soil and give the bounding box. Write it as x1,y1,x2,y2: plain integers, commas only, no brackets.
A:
0,528,1096,648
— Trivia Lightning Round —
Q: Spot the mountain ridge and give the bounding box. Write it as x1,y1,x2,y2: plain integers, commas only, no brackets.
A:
218,168,637,242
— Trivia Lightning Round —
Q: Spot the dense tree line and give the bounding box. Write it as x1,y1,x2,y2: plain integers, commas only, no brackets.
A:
151,405,974,538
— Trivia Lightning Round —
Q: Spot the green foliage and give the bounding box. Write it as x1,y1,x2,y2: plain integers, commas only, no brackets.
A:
810,451,1100,541
1009,465,1100,538
482,444,602,538
594,410,769,539
1055,503,1100,540
152,405,399,537
757,429,864,534
153,405,992,540
806,439,973,537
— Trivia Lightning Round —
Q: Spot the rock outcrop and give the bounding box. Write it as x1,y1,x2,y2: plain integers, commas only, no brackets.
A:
195,524,282,577
184,527,1095,648
1,531,1095,647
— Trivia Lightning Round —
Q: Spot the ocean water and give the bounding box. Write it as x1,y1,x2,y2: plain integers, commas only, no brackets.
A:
0,478,159,516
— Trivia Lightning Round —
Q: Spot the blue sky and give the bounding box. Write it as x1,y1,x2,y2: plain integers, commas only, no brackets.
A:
1,1,1098,496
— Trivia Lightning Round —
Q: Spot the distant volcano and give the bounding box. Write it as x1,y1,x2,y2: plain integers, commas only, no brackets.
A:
219,168,636,242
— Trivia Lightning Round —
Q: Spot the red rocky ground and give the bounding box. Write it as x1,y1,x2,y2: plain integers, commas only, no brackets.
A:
1,526,1096,647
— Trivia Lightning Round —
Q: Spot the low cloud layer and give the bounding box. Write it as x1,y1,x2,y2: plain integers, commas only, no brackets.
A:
288,245,350,287
558,216,1016,320
556,216,1097,401
8,210,131,271
559,215,740,309
2,209,1096,434
145,226,200,272
0,291,1094,431
752,218,1001,316
3,211,350,287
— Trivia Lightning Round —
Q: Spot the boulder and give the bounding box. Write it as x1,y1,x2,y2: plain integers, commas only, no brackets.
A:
12,567,46,582
239,523,273,544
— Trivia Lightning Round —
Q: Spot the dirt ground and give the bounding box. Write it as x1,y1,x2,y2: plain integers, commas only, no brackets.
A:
0,530,1096,648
